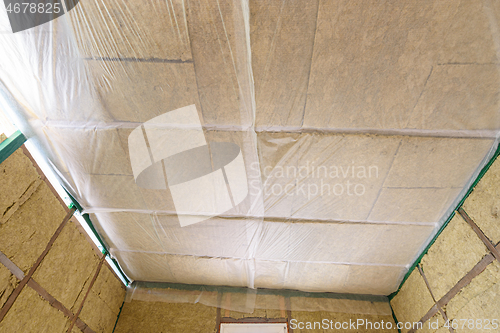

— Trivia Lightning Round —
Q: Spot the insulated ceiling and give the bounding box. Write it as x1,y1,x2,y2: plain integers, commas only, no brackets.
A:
0,0,499,295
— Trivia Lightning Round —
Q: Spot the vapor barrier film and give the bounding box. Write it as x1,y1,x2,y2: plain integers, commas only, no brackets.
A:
0,0,499,303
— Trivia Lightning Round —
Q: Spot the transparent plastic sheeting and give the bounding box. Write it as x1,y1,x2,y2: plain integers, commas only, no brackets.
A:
126,282,393,316
0,0,499,296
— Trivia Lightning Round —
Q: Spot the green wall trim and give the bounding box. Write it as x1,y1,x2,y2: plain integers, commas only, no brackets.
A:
390,304,402,333
64,189,131,286
0,130,26,165
388,140,500,301
133,281,389,304
112,300,125,333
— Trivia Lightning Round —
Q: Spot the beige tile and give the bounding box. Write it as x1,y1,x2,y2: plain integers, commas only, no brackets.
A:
258,260,403,295
253,259,288,290
251,0,319,127
303,1,444,129
258,260,350,293
92,212,257,259
114,251,176,282
91,212,165,253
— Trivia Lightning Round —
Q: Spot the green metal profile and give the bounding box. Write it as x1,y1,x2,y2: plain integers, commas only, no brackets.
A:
112,301,125,333
391,306,402,333
64,189,131,286
0,130,27,165
388,140,500,301
133,281,388,304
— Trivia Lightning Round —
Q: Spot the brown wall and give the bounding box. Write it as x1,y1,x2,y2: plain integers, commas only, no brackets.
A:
391,157,500,332
0,134,126,333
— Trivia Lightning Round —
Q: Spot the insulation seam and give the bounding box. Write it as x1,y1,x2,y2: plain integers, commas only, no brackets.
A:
411,241,500,329
0,252,96,332
35,120,500,138
389,139,500,300
417,265,455,333
113,250,407,267
67,256,105,333
0,207,75,323
111,300,125,333
458,208,500,262
83,207,437,226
